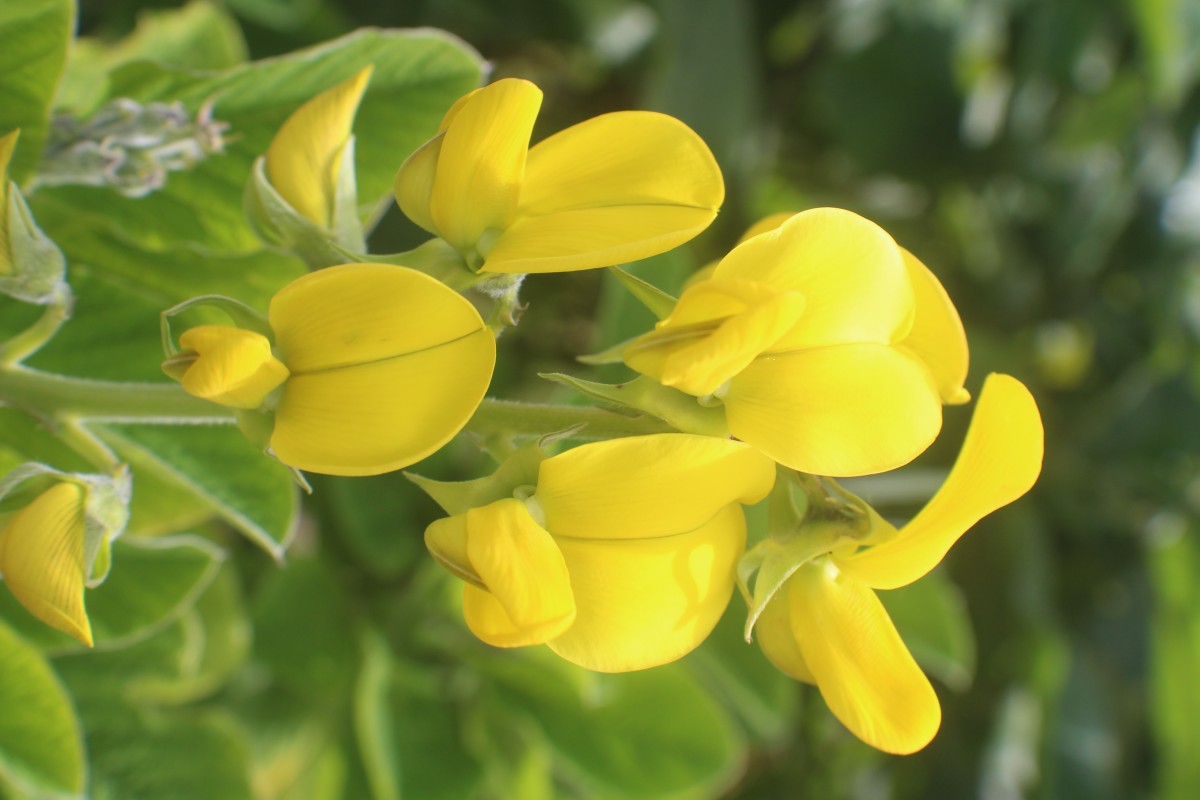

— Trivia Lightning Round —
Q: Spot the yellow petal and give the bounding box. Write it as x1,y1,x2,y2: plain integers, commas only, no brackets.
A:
788,561,940,754
713,208,913,349
837,374,1043,589
266,66,373,227
736,211,795,244
460,498,576,648
393,132,442,235
754,589,815,683
269,263,489,373
535,434,775,540
725,344,942,476
548,503,745,672
0,483,93,646
429,78,542,254
481,204,720,275
424,513,480,586
623,278,806,396
660,290,805,396
899,249,970,405
480,110,723,273
270,326,495,476
178,325,290,410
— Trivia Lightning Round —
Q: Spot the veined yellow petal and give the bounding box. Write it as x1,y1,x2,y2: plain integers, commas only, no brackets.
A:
548,503,745,672
788,561,940,754
520,110,723,214
270,327,495,476
713,208,913,349
735,211,795,244
393,132,442,235
0,483,93,646
178,325,290,410
481,204,717,274
724,344,942,476
661,291,806,396
460,498,575,647
754,589,815,683
837,374,1043,589
899,249,970,405
535,434,775,540
265,66,373,227
269,263,489,373
623,279,806,396
429,78,542,254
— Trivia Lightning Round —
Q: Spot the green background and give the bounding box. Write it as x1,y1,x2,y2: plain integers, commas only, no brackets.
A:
3,0,1199,797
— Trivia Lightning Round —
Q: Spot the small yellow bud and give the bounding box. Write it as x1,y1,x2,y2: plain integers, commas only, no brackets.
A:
0,482,93,646
178,325,290,410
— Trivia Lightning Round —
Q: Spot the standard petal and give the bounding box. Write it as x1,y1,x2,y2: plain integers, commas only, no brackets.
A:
519,110,723,215
899,249,970,405
789,561,940,754
429,78,542,254
713,208,913,348
269,263,489,373
725,344,942,476
547,503,745,672
480,204,719,274
0,483,93,646
393,132,443,235
269,327,495,476
735,211,795,244
754,589,815,684
460,498,576,648
265,66,373,227
837,374,1043,590
178,325,289,409
535,434,775,540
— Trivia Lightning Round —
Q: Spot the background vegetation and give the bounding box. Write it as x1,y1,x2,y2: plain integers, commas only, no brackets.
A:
4,0,1198,797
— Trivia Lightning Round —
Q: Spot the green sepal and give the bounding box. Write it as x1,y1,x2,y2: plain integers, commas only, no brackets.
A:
539,373,729,437
576,335,638,366
358,237,480,292
608,265,678,320
160,294,272,357
1,131,68,305
244,150,365,269
405,439,548,516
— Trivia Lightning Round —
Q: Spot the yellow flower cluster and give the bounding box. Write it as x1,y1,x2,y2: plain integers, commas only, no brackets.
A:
145,70,1045,757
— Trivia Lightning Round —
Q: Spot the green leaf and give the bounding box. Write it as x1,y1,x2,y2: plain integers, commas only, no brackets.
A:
353,632,484,800
880,569,976,692
0,0,73,182
0,618,84,798
686,602,799,746
0,534,224,652
34,29,482,256
252,558,357,700
86,714,254,800
486,650,744,799
92,423,298,559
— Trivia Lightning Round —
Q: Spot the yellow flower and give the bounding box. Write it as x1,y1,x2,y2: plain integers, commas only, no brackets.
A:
623,208,970,477
168,263,496,476
394,78,724,274
264,66,373,229
425,434,775,672
0,482,93,646
755,374,1043,753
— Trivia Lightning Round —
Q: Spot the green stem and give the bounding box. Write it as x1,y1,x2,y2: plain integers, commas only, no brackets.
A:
466,398,674,440
0,296,71,366
56,419,121,471
0,367,231,422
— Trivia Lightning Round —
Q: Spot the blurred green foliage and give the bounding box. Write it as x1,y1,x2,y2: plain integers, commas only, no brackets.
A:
2,0,1198,797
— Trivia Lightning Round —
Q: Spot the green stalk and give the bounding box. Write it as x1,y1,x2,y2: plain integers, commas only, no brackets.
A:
0,367,230,422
